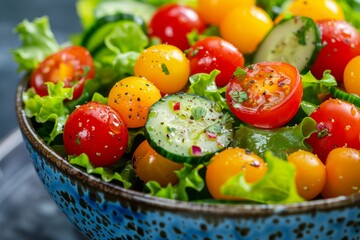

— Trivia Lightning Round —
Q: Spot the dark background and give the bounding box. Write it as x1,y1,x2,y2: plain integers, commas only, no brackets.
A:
0,0,86,239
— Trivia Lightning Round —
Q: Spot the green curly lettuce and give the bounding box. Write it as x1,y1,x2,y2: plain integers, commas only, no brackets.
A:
22,82,73,144
231,117,317,159
146,163,205,201
69,153,137,189
12,16,60,72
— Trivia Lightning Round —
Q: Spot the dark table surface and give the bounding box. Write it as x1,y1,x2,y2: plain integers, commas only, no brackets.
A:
0,1,87,239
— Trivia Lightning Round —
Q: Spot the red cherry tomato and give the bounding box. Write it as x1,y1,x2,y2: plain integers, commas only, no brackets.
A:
148,4,206,51
310,20,360,83
226,62,303,129
306,98,360,163
187,36,245,87
63,101,128,167
30,46,95,99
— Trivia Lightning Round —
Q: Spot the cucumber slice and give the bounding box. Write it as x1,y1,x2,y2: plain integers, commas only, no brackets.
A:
145,93,234,164
81,13,147,54
254,16,321,73
330,86,360,108
94,0,156,24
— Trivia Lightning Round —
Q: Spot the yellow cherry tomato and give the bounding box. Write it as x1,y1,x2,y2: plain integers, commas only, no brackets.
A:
275,0,344,23
344,56,360,96
134,44,190,94
108,76,161,128
322,147,360,199
287,150,326,200
206,148,267,200
133,140,183,187
197,0,256,26
220,6,273,54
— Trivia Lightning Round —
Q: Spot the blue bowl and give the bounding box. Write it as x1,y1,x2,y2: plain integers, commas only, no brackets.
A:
16,77,360,240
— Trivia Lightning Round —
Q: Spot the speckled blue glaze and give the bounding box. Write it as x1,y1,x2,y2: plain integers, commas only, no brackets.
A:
17,78,360,240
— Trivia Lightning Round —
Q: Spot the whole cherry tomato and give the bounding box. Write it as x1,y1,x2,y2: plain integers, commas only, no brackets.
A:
322,147,360,199
287,150,326,200
206,148,267,200
148,4,206,51
134,44,190,94
310,20,360,83
226,62,303,129
30,46,95,99
306,98,360,163
63,101,128,167
132,140,183,187
187,36,245,87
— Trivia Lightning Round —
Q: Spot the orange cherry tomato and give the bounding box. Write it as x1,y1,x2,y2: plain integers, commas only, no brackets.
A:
206,148,267,200
220,6,273,54
132,140,183,187
197,0,255,26
344,56,360,96
108,76,161,128
287,150,326,200
134,44,190,94
322,147,360,199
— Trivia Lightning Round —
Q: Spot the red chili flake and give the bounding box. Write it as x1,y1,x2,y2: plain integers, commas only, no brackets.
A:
173,102,181,111
191,145,202,156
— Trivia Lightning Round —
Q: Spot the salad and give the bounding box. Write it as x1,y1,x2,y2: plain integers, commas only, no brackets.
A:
13,0,360,204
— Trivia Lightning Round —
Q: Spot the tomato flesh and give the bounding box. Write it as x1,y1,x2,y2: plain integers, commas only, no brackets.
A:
30,46,95,99
63,101,128,167
226,62,303,129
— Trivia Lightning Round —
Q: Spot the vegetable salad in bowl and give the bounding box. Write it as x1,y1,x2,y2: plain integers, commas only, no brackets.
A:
13,0,360,238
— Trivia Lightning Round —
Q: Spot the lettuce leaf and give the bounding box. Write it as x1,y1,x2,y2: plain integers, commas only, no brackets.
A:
69,153,136,189
231,117,317,159
301,70,338,105
22,82,72,144
222,151,304,204
12,16,60,72
188,70,229,110
93,21,149,87
146,163,205,201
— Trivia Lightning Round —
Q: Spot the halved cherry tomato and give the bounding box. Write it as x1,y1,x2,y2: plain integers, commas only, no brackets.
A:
322,147,360,199
306,98,360,163
310,20,360,83
134,44,190,94
148,4,206,51
287,150,326,200
206,148,267,200
187,36,245,87
63,101,128,167
132,140,183,187
30,46,95,99
108,76,161,128
226,62,303,129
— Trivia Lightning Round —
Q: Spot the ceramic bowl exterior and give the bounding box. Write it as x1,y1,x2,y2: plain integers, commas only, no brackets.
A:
16,78,360,240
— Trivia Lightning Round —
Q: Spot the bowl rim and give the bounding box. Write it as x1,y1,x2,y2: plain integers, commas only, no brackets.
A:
16,77,360,216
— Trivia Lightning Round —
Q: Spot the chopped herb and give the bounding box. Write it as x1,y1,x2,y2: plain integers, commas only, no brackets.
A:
161,63,170,75
230,90,248,103
191,107,207,120
294,20,312,46
233,67,247,80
